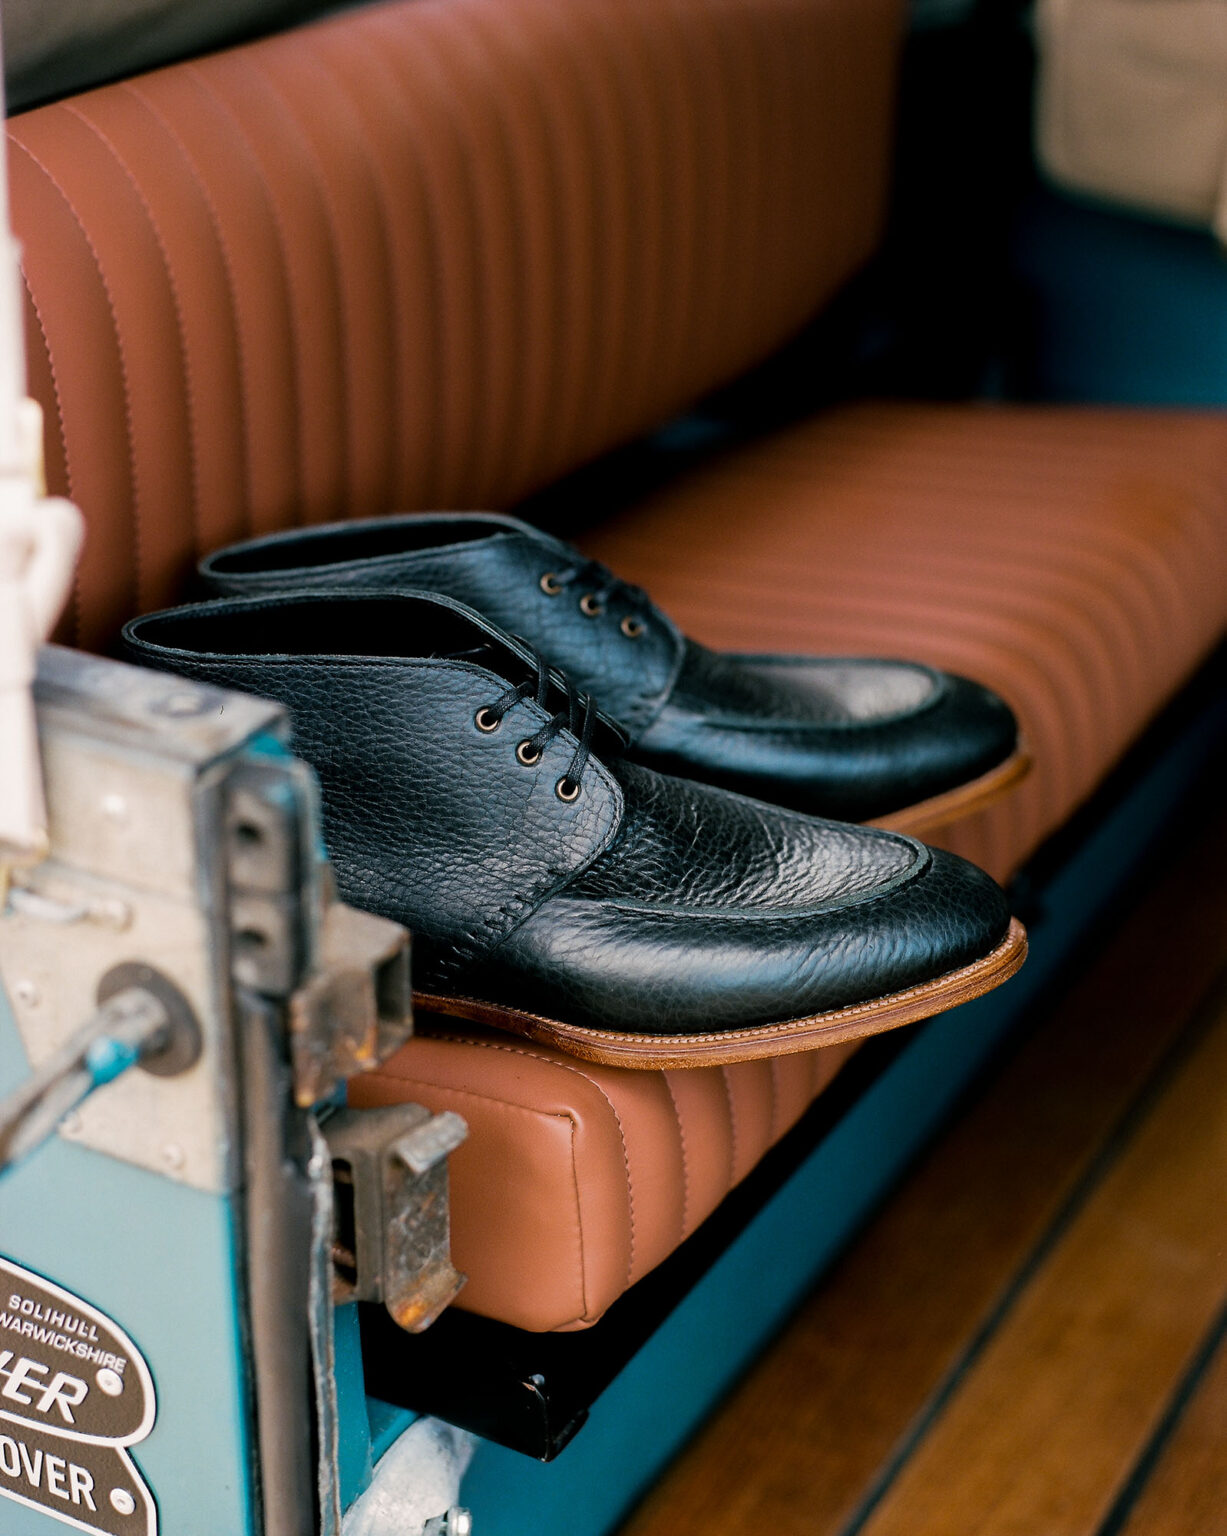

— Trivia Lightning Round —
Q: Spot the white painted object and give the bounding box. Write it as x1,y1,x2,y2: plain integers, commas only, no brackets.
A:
342,1419,476,1536
0,12,85,881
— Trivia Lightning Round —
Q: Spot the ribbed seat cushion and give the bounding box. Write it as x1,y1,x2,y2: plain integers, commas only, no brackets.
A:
351,1028,854,1332
10,0,902,650
13,0,1226,1337
352,402,1227,1331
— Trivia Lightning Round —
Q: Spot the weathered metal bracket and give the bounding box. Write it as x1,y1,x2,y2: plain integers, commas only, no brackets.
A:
325,1105,468,1333
223,767,414,1107
290,902,412,1109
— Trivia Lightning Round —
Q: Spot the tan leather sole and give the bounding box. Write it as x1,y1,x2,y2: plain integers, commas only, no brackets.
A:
871,746,1032,838
414,916,1027,1069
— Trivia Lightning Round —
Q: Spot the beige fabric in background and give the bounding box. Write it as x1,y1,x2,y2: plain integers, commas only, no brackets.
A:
1036,0,1227,241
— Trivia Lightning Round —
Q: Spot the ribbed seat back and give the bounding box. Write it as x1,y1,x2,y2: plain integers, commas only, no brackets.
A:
9,0,902,647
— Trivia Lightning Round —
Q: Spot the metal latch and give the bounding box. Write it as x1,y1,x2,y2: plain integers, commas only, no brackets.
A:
325,1105,468,1332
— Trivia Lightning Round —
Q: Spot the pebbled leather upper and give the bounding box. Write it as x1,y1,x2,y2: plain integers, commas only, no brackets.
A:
199,512,1020,820
123,590,1012,1035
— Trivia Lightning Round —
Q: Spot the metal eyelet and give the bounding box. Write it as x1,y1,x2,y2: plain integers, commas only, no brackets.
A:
579,593,603,617
620,616,645,639
539,573,563,596
516,741,543,767
474,708,501,733
556,777,581,803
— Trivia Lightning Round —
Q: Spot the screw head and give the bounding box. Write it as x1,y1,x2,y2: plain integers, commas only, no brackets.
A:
110,1488,136,1515
13,979,39,1008
161,1143,185,1172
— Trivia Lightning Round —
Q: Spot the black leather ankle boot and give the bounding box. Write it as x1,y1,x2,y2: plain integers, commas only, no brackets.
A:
124,591,1025,1068
198,513,1027,834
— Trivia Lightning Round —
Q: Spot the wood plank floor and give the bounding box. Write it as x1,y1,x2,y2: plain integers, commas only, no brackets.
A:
618,808,1227,1536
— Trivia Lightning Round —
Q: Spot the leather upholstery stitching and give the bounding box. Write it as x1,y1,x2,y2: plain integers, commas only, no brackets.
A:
302,38,401,514
183,62,307,520
446,4,524,500
719,1067,739,1188
64,104,203,560
11,135,144,612
363,1069,591,1326
426,1032,638,1287
661,1073,691,1242
362,20,446,503
242,52,353,508
122,80,254,536
17,265,78,643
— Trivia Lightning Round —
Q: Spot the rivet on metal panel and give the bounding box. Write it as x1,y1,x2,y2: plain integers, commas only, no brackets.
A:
149,689,209,718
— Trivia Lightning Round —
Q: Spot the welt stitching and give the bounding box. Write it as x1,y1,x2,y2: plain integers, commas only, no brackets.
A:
661,1073,691,1241
429,1032,638,1286
12,135,143,617
17,264,79,645
64,104,202,560
183,61,307,522
428,925,1019,1045
121,80,254,537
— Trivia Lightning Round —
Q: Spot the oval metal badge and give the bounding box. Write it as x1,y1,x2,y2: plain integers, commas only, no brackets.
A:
0,1255,157,1535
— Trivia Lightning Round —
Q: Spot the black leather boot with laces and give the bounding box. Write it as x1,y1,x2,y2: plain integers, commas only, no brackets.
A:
197,512,1028,833
123,590,1025,1068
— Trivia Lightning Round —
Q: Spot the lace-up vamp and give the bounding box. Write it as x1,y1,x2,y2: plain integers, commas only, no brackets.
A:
537,557,652,636
478,644,599,800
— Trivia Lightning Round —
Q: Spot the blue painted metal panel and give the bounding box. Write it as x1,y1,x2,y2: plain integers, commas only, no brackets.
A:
1015,188,1227,405
334,1304,374,1507
0,990,258,1535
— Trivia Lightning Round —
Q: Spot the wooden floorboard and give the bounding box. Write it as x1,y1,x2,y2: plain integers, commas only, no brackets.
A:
855,973,1227,1536
618,814,1227,1536
1112,1317,1227,1536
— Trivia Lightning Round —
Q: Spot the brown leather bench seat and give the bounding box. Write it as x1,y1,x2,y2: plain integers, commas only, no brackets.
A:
10,0,1227,1333
351,402,1227,1330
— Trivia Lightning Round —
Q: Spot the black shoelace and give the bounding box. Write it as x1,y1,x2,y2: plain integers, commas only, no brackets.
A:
479,644,600,800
